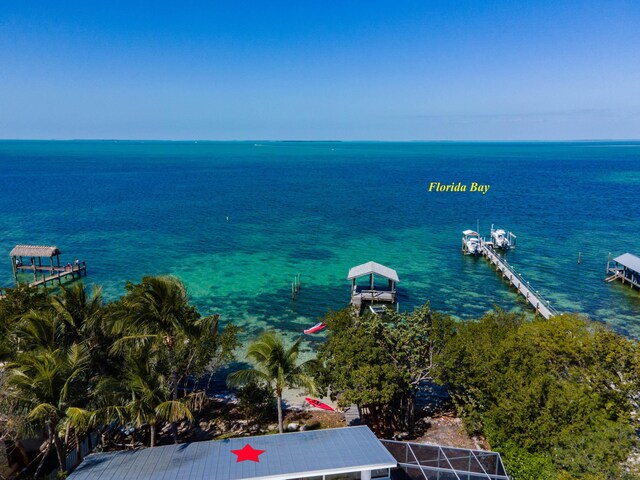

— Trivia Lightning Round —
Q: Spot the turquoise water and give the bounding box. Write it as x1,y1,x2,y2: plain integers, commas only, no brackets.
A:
0,141,639,349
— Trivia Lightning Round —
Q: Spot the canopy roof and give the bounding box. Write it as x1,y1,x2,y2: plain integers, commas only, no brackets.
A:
348,261,399,283
10,245,61,258
614,253,640,273
68,426,397,480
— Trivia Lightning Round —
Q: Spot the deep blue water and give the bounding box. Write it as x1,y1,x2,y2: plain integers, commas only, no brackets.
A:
0,141,639,347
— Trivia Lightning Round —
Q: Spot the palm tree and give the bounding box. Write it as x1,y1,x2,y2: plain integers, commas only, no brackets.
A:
93,352,195,448
110,276,207,442
64,407,93,466
6,344,89,475
14,283,103,356
50,283,103,347
227,331,316,433
14,308,58,352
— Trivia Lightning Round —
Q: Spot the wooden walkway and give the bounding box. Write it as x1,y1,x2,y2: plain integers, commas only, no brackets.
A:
1,265,87,300
351,290,395,306
15,265,70,273
27,265,87,288
480,243,558,319
343,404,362,426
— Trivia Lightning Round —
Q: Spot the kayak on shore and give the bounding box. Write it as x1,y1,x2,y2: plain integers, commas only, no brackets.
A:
305,397,335,411
304,322,326,334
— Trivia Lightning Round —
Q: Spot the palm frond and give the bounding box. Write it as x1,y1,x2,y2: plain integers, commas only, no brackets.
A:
65,407,94,432
27,402,58,422
109,334,161,355
155,400,193,423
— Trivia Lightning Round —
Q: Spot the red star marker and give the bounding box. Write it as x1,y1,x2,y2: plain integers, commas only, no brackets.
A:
231,444,266,463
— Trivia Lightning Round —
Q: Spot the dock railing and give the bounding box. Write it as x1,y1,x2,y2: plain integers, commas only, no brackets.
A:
480,242,559,319
353,289,395,303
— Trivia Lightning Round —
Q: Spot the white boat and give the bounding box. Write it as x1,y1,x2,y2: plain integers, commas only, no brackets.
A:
490,224,516,250
462,230,482,255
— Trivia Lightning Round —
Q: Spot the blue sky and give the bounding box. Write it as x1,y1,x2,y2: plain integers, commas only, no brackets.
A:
1,1,639,140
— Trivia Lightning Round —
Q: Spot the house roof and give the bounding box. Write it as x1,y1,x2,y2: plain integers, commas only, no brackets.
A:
9,245,61,258
614,253,640,273
347,261,399,283
67,426,397,480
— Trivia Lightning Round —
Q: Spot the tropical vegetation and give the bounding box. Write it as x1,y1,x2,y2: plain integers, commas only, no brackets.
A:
435,310,640,480
227,331,317,433
313,304,640,480
0,277,238,477
3,278,640,480
314,303,454,433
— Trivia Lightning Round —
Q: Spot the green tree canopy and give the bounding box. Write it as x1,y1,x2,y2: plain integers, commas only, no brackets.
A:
314,303,455,433
435,310,639,479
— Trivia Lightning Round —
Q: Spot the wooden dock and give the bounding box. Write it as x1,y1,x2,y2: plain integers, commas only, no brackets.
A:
2,244,89,300
480,242,558,319
27,265,87,288
1,265,87,299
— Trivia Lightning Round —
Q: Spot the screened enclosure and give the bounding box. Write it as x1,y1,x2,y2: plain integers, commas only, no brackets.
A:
381,440,509,480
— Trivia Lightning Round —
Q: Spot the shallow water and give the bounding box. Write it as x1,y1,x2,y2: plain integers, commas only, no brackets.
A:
1,140,639,352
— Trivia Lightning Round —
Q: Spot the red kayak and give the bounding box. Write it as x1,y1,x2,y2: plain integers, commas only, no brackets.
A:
305,397,335,411
304,322,326,334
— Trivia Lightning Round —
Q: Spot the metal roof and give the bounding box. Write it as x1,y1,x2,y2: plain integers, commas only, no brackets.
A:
9,245,61,258
347,261,399,283
67,426,397,480
614,253,640,273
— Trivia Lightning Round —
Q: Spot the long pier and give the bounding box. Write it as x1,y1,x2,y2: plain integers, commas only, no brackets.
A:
480,242,558,319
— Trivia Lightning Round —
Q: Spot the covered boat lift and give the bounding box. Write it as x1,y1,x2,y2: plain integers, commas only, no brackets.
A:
348,261,399,307
606,253,640,290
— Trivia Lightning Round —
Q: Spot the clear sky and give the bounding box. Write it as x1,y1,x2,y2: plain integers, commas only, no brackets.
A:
1,1,640,140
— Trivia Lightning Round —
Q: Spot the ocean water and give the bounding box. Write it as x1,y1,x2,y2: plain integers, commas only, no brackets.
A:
0,141,639,353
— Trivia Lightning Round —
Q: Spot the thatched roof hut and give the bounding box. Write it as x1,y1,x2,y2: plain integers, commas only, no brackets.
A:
9,245,61,258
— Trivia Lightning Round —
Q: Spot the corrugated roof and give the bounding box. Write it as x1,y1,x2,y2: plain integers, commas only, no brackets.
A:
347,261,399,283
9,245,61,258
68,426,397,480
614,253,640,273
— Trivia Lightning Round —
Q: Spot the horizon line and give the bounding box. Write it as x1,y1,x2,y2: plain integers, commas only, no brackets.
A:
1,138,640,143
